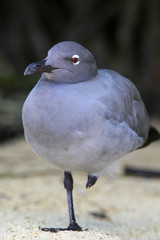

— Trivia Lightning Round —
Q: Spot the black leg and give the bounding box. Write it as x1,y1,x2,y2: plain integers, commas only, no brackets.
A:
86,174,98,188
64,171,82,231
40,171,83,232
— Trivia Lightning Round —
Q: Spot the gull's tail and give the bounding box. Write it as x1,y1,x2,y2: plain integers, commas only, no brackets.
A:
140,126,160,148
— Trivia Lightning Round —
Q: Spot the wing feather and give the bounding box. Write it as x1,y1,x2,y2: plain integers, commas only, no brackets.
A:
98,69,150,144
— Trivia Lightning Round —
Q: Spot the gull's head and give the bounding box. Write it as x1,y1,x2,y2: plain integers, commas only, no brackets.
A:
24,41,98,83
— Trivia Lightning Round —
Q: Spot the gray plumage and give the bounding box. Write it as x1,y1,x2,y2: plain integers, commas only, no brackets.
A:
22,41,149,177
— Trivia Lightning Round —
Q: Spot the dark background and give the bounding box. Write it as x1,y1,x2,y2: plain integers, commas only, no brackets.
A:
0,0,160,141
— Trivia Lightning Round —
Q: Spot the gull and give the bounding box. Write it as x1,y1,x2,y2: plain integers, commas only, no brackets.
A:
22,41,149,231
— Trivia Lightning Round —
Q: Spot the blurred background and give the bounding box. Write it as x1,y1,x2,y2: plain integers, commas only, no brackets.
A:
0,2,160,237
0,0,160,142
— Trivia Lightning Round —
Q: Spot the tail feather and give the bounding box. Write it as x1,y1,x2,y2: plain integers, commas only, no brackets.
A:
140,126,160,148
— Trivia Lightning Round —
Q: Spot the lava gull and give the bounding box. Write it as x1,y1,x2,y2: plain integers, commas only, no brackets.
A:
23,41,149,231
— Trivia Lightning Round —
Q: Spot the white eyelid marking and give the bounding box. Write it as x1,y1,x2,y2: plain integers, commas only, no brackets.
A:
72,54,80,65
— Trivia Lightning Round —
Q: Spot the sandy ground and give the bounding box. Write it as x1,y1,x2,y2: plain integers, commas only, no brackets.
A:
0,120,160,240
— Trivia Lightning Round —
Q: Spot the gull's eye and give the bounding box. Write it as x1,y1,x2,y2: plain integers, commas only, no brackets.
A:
71,55,80,65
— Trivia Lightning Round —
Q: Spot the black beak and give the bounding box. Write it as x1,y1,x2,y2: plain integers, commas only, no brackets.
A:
24,59,53,76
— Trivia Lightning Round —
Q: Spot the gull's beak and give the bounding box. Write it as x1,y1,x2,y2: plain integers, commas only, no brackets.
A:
24,59,53,76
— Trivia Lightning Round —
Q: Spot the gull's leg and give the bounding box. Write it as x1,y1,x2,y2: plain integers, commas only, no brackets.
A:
40,171,82,232
86,174,98,188
64,171,82,231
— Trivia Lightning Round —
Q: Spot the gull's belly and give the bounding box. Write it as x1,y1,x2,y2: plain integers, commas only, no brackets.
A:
23,107,143,174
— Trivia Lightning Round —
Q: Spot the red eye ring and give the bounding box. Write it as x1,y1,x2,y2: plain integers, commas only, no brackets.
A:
71,54,80,65
72,57,78,63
